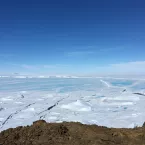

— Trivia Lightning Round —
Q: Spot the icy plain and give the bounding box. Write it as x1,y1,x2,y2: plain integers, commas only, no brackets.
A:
0,77,145,131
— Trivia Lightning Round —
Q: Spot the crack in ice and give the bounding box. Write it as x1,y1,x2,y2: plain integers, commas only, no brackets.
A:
1,103,35,129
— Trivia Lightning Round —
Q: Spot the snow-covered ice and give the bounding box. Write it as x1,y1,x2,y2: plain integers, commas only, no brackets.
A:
61,100,92,112
0,77,145,131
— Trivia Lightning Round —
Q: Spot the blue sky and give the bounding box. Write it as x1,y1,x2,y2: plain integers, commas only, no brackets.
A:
0,0,145,75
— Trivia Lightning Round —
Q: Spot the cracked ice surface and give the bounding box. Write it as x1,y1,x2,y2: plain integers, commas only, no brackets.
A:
0,77,145,131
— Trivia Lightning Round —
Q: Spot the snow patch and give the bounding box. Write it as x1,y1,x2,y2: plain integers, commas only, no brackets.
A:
61,100,91,112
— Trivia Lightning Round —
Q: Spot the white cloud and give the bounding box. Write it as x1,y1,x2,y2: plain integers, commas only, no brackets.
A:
6,61,145,76
19,64,70,70
21,64,39,70
96,61,145,75
66,51,94,57
0,53,14,58
65,45,126,57
43,64,69,69
100,46,124,52
111,61,145,68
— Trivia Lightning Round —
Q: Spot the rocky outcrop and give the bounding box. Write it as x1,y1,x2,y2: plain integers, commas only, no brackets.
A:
0,120,145,145
143,122,145,127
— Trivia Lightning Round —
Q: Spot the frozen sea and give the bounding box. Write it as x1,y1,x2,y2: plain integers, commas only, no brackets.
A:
0,77,145,131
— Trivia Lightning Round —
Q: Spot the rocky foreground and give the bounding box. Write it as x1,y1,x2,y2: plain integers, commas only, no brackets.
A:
0,120,145,145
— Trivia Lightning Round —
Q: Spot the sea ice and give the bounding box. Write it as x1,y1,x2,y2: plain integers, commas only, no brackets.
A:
0,77,145,131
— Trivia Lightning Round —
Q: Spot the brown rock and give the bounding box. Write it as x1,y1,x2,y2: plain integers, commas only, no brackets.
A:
143,122,145,127
0,120,145,145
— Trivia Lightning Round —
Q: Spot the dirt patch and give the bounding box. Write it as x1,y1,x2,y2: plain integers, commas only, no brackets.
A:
0,120,145,145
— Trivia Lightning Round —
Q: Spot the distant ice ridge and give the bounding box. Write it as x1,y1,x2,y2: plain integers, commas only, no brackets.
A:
0,77,145,131
0,75,80,79
0,75,145,80
1,74,145,80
